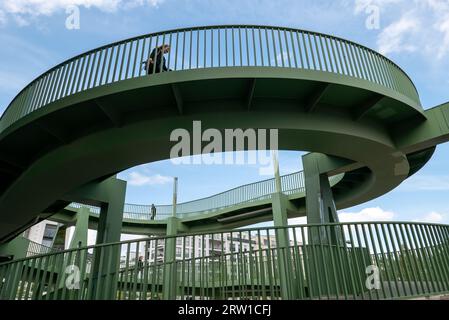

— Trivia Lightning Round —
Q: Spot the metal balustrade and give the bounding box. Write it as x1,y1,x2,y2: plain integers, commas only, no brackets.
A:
1,221,448,300
0,25,419,134
26,239,60,257
67,171,330,221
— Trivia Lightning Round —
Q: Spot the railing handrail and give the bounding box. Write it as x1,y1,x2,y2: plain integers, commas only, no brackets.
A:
25,237,61,256
3,220,448,266
150,170,303,208
0,24,420,132
68,170,308,219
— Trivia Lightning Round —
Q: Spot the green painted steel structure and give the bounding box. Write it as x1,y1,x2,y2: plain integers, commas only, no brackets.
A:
0,25,449,299
68,170,310,221
1,222,449,300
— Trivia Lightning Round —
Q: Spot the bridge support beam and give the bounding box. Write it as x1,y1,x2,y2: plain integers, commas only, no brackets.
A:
271,192,296,299
303,153,352,298
270,153,296,298
69,206,89,249
303,153,340,240
0,235,29,262
0,236,31,299
163,217,180,300
86,177,127,300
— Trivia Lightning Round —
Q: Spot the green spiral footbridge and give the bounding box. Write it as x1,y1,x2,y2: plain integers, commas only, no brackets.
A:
1,25,449,300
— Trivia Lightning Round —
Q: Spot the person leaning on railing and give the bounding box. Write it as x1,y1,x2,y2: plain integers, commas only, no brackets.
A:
142,44,171,75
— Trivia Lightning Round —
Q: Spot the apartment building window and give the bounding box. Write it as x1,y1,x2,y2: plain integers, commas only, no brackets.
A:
176,247,182,258
42,224,57,247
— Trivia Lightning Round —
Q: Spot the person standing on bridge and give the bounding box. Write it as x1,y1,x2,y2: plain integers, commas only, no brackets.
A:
151,204,157,220
143,44,171,75
137,256,144,279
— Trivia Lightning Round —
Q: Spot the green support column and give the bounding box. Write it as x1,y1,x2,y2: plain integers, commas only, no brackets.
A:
0,235,30,261
163,217,179,300
51,207,90,299
271,192,293,299
271,153,295,299
273,151,282,194
163,177,179,299
0,236,30,299
69,206,90,249
89,177,127,300
302,153,340,243
302,153,349,298
63,206,90,299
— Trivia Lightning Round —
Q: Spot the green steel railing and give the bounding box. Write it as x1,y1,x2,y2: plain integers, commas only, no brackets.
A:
67,171,330,221
1,221,448,300
0,25,419,134
26,239,60,257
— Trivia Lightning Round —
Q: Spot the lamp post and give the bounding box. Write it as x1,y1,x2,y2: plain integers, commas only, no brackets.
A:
172,177,178,217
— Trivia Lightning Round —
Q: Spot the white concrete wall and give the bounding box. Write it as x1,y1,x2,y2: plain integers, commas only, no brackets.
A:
25,220,59,245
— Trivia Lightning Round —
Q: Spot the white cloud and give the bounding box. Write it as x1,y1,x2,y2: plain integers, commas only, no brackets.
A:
354,0,403,14
127,171,172,186
413,211,445,224
338,207,396,222
0,9,6,25
434,11,449,58
377,11,420,55
398,175,449,191
353,0,449,59
1,0,122,15
0,0,164,25
288,207,395,225
121,0,165,9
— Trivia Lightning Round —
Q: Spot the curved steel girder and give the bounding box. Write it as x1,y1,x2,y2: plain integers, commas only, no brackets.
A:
0,65,434,242
0,67,425,142
0,105,410,241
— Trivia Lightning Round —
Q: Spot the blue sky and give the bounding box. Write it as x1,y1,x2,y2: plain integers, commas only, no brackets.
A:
1,0,449,227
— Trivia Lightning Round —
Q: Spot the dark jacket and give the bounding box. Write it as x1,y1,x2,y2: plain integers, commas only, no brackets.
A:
147,47,168,74
150,205,157,220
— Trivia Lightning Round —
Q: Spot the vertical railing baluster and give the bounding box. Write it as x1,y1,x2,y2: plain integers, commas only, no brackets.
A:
376,224,400,297
360,223,383,299
271,28,278,67
211,28,215,68
218,28,221,67
111,44,120,82
421,225,444,292
152,35,159,75
139,38,147,77
118,42,127,79
203,28,207,69
433,225,449,291
278,29,285,67
90,51,101,88
132,39,140,78
105,46,115,83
